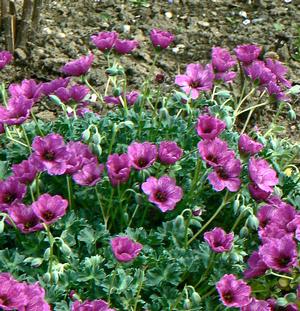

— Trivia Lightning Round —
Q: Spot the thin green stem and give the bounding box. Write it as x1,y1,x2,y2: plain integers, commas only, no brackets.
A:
187,191,231,246
230,208,250,232
20,125,32,153
108,264,119,304
84,77,103,103
128,204,139,228
43,223,55,284
31,112,44,136
233,87,256,118
66,175,73,210
95,186,108,229
133,269,145,311
194,252,216,289
236,100,269,116
269,271,293,280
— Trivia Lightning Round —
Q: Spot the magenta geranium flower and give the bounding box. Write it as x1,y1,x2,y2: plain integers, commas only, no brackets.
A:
0,273,28,310
265,58,291,88
212,47,236,72
248,182,271,201
175,63,214,99
266,81,288,101
198,138,233,167
0,96,33,126
72,162,104,186
104,95,121,105
107,153,131,186
234,44,262,64
215,71,237,83
42,77,70,96
243,251,268,279
204,227,234,253
241,298,271,311
55,84,89,103
238,134,264,155
196,115,226,140
8,203,43,234
259,236,298,273
248,157,279,193
126,90,140,105
244,60,276,86
113,39,139,54
22,282,51,311
0,50,13,70
257,204,276,230
9,79,43,103
158,141,183,165
127,142,157,170
31,193,68,225
142,175,183,212
111,236,142,263
208,155,242,192
150,28,175,49
72,299,115,311
31,133,69,175
12,158,38,185
216,274,251,307
0,177,26,212
90,31,119,52
61,53,94,77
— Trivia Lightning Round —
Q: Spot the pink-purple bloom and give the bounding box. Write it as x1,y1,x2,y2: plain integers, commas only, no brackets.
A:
61,54,94,77
113,39,139,54
0,177,27,212
42,77,70,96
9,79,43,104
208,155,242,192
21,282,51,311
91,31,119,52
244,60,276,86
158,141,183,165
241,298,271,311
243,251,268,279
8,203,43,233
150,28,175,49
31,133,69,175
111,236,142,263
0,96,33,125
265,58,291,88
31,193,68,225
0,51,13,70
196,115,226,140
71,299,115,311
127,142,157,170
259,235,298,273
212,47,236,83
12,158,38,185
234,44,262,64
248,182,271,201
248,157,279,193
107,153,131,186
55,84,90,103
239,134,264,155
204,227,234,253
142,175,183,212
72,162,104,186
216,274,252,307
175,63,214,99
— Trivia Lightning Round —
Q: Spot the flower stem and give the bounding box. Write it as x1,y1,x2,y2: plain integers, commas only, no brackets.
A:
233,87,256,119
21,125,32,153
269,270,293,280
194,252,216,289
187,191,231,246
95,186,108,230
133,269,145,311
108,264,119,304
43,223,55,284
66,175,73,210
31,112,44,136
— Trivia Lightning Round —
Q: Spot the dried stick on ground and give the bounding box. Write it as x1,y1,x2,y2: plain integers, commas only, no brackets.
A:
16,0,34,49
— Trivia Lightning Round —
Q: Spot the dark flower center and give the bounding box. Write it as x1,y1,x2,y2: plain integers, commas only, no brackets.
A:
137,158,148,168
154,191,167,202
24,221,35,229
3,192,16,204
223,292,233,303
202,126,212,134
277,256,291,267
0,295,10,305
43,151,55,161
206,154,217,163
190,81,200,88
43,211,54,221
217,167,229,179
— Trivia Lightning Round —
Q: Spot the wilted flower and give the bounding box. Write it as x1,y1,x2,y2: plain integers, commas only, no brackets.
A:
61,54,94,77
114,39,139,54
72,299,115,311
42,77,70,96
196,115,226,140
107,153,131,186
248,157,278,193
31,133,69,175
175,63,214,99
158,141,183,165
241,298,271,311
9,79,43,103
8,203,43,233
72,162,104,186
266,81,288,101
212,47,236,72
155,72,165,83
216,274,251,307
31,193,68,225
104,95,121,105
127,142,157,170
21,282,51,311
90,31,119,52
234,44,261,64
238,134,264,155
0,50,13,70
265,58,291,88
150,28,175,49
0,96,33,126
0,273,28,310
12,158,38,185
126,90,140,105
243,251,268,279
0,177,27,212
142,175,183,212
198,138,233,167
204,227,234,253
208,155,242,192
111,236,142,263
259,235,298,272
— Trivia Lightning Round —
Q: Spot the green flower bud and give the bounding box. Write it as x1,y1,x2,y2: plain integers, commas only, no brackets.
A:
239,226,248,238
183,298,191,309
191,291,201,304
92,132,102,145
82,128,91,142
